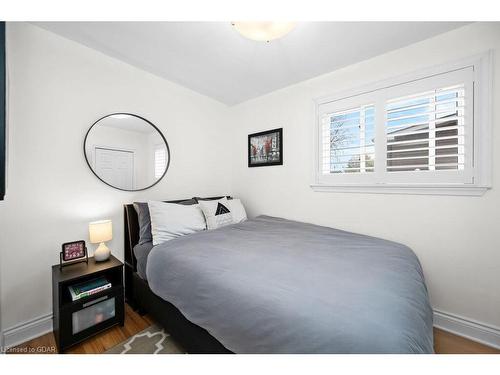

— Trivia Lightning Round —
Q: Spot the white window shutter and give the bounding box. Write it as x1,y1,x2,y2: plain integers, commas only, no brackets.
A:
154,147,166,179
313,52,492,195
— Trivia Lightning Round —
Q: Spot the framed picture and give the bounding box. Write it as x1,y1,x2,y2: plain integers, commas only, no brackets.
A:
248,128,283,167
61,240,87,263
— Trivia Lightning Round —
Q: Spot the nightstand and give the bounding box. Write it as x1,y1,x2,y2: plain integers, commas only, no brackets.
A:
52,255,124,353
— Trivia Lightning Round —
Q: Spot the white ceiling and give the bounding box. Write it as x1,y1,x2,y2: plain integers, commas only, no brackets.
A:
34,22,468,106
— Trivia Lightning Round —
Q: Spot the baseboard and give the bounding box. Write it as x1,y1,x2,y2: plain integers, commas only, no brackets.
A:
2,313,53,349
2,309,500,351
433,309,500,350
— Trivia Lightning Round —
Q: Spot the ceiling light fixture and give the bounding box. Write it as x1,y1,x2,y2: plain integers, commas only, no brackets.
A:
231,22,296,42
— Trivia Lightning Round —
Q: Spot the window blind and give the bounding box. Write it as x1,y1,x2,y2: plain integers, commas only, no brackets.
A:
385,84,465,173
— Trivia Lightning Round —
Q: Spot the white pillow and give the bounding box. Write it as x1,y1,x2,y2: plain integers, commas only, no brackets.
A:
148,201,207,245
198,197,234,230
225,199,247,223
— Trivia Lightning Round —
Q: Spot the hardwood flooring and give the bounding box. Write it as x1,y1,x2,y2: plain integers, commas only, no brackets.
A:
433,328,500,354
7,304,499,354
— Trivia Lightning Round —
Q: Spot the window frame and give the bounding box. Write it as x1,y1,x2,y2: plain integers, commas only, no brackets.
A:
311,51,492,196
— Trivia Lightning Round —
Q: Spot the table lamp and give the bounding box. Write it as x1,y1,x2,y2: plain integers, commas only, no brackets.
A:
89,219,112,261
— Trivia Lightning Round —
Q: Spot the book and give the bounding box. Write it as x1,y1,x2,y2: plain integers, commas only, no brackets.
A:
68,277,112,301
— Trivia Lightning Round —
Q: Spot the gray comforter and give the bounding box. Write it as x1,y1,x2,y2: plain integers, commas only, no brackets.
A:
146,216,433,353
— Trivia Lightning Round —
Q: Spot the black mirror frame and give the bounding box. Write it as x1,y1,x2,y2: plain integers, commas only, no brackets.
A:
83,112,171,192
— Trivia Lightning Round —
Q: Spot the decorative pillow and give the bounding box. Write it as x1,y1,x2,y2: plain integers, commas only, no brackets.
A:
133,202,153,245
225,199,247,223
148,201,207,246
198,197,234,230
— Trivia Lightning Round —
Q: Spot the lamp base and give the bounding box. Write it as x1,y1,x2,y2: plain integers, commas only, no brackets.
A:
94,242,111,262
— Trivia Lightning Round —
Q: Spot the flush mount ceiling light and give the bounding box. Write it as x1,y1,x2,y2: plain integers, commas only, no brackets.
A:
231,22,296,42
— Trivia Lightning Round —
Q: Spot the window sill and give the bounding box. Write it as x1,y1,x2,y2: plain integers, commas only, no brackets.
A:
310,183,490,196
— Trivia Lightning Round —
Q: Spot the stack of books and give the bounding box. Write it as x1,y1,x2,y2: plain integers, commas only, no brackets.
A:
68,277,112,301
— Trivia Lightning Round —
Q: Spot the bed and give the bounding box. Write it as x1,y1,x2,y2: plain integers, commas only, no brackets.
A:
124,197,434,353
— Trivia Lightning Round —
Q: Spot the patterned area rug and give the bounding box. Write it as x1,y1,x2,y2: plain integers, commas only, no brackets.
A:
105,324,185,354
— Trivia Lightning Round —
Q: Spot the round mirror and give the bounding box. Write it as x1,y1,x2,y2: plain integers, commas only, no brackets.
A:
84,113,170,191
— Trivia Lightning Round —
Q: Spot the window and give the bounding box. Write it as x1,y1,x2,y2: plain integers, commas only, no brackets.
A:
322,105,375,174
154,147,167,179
313,52,492,196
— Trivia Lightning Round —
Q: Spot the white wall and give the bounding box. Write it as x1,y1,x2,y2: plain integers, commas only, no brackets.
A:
0,23,231,333
229,23,500,329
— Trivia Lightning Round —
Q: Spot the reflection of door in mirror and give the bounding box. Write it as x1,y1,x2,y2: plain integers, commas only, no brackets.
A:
84,114,169,191
95,147,134,191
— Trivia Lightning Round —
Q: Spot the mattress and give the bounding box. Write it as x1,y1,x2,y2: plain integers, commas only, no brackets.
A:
146,215,434,353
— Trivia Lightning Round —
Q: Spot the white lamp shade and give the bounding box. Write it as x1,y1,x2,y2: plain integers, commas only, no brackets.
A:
232,22,296,42
89,220,112,243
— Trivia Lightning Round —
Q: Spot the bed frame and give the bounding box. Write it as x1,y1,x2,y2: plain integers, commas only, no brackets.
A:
123,197,232,353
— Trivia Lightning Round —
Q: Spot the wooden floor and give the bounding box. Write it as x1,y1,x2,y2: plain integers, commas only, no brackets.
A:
7,303,500,354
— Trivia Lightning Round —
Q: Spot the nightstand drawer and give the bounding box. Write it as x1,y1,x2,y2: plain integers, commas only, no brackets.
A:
72,295,116,334
59,287,124,350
